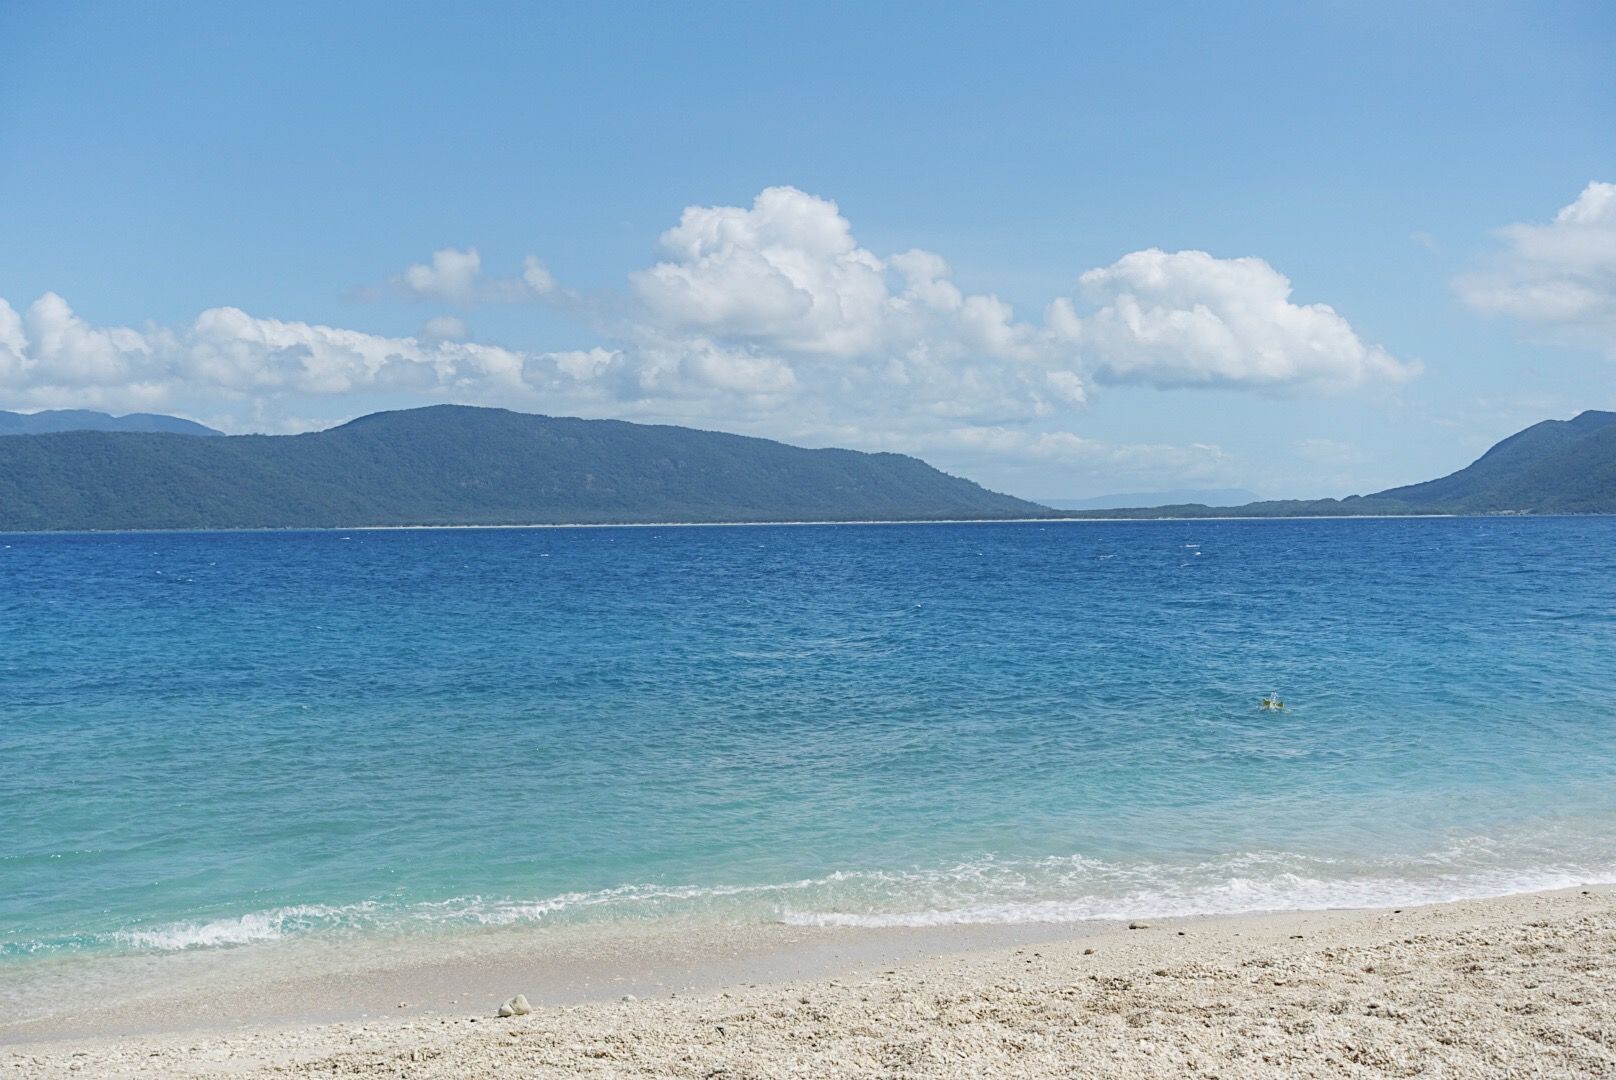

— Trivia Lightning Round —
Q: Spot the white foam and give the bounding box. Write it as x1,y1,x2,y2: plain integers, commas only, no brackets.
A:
34,841,1616,957
779,869,1613,927
114,903,376,951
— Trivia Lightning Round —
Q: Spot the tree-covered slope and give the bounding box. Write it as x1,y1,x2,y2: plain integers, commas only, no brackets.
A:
0,405,1049,531
1372,410,1616,513
1066,410,1616,519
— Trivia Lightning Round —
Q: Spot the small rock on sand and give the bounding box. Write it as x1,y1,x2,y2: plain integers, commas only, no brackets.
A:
1128,921,1150,930
497,995,531,1018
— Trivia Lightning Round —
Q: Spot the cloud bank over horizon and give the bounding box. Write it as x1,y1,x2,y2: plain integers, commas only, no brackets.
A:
0,185,1423,489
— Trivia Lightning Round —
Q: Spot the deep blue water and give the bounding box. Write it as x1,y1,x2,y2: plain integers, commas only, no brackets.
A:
3,518,1616,966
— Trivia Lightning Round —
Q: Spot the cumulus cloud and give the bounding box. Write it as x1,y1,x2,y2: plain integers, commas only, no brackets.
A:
365,187,1406,414
615,187,1409,410
393,248,558,304
397,248,482,303
631,186,890,356
0,293,535,413
1456,182,1616,356
555,187,1062,414
1050,249,1417,390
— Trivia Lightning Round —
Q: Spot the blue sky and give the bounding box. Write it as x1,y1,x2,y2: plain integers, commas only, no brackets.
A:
2,1,1612,499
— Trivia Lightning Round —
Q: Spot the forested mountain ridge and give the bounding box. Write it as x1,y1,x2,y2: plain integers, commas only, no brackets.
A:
0,405,1050,531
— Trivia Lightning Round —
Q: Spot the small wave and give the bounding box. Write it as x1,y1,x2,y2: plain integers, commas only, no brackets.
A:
8,880,838,958
11,842,1616,960
114,903,380,951
781,868,1607,928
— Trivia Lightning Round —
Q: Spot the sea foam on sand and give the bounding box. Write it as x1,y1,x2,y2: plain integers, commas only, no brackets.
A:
5,886,1614,1078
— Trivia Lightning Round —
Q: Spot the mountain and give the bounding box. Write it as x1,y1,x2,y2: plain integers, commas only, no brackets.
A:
1372,409,1616,514
1070,410,1616,518
0,410,221,436
0,405,1049,531
1039,488,1261,511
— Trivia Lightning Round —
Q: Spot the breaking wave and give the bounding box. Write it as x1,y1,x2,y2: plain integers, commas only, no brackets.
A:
10,839,1616,960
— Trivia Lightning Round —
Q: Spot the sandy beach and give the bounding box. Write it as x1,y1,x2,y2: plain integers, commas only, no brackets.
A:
5,886,1614,1078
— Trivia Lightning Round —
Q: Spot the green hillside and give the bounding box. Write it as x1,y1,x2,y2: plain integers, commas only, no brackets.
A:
1068,410,1616,518
1373,410,1616,514
0,405,1049,531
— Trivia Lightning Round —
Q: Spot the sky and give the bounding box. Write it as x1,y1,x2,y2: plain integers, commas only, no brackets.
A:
1,1,1613,500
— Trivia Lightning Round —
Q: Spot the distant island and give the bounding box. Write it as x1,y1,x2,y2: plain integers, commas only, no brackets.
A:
0,409,222,436
0,405,1047,531
1040,488,1262,511
0,405,1611,532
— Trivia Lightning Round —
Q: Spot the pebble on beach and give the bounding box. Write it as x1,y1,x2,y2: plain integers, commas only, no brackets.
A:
497,994,531,1018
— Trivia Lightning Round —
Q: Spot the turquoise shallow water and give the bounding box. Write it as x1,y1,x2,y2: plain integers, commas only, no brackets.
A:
3,518,1616,970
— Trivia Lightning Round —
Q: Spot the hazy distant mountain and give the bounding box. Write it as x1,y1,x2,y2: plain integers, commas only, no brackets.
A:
1071,410,1616,518
1040,488,1261,511
0,405,1050,531
0,410,221,436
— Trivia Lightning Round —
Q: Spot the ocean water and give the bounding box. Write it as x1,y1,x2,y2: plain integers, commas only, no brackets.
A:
3,517,1616,977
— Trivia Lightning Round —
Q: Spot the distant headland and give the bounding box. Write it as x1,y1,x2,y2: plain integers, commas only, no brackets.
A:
1067,410,1616,519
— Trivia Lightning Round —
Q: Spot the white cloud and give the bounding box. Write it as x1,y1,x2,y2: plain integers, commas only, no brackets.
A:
0,293,535,413
596,186,1087,419
20,292,158,387
1456,182,1616,357
397,248,483,304
393,248,558,305
366,188,1407,418
1050,249,1417,390
521,256,557,296
615,188,1411,413
420,314,469,342
631,186,890,356
0,299,28,383
544,347,617,381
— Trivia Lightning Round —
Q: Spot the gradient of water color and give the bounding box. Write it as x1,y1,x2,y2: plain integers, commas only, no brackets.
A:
3,518,1615,972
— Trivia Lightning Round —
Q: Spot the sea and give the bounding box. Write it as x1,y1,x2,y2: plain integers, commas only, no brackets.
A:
4,517,1616,999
